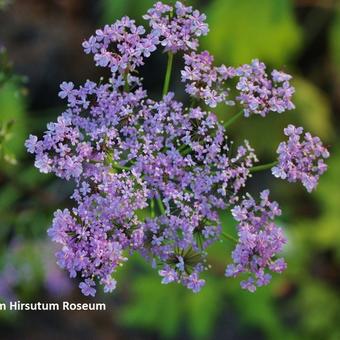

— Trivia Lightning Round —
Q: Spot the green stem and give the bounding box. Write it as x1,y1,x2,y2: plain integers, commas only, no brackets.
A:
150,199,155,218
162,52,174,97
222,232,238,243
112,162,130,171
250,161,278,173
124,73,129,92
178,144,187,153
156,194,166,215
223,110,243,129
190,97,197,108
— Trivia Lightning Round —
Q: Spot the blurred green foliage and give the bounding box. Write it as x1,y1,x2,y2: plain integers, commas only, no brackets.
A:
0,83,26,162
293,77,334,140
0,44,70,312
0,0,10,10
330,6,340,73
204,0,301,65
0,48,27,165
118,250,225,339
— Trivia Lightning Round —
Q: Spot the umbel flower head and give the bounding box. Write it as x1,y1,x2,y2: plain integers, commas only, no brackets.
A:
272,125,329,192
25,1,329,295
226,190,286,292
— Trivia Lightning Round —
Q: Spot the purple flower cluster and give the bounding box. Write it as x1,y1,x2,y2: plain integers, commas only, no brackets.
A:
83,17,158,75
82,0,208,79
25,1,329,295
48,170,148,295
235,60,295,117
226,190,287,292
181,51,236,108
272,125,329,192
181,56,295,116
27,76,257,294
144,1,209,52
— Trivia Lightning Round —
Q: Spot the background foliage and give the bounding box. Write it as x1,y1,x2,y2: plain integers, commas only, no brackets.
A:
0,0,339,339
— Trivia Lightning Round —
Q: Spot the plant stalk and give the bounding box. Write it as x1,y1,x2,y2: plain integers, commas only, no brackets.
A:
162,52,174,97
223,110,243,129
222,232,238,243
250,161,278,173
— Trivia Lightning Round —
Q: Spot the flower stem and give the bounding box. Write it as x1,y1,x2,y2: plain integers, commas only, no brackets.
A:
178,144,187,153
156,194,166,215
222,232,238,243
162,52,174,97
123,72,129,92
112,162,130,171
250,161,278,173
223,110,243,129
150,199,155,218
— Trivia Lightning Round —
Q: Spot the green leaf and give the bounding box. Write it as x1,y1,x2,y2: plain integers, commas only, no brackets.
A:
204,0,301,65
120,275,183,338
232,286,294,340
293,76,334,140
186,279,222,339
0,81,27,159
304,144,340,250
0,184,20,210
297,282,340,339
